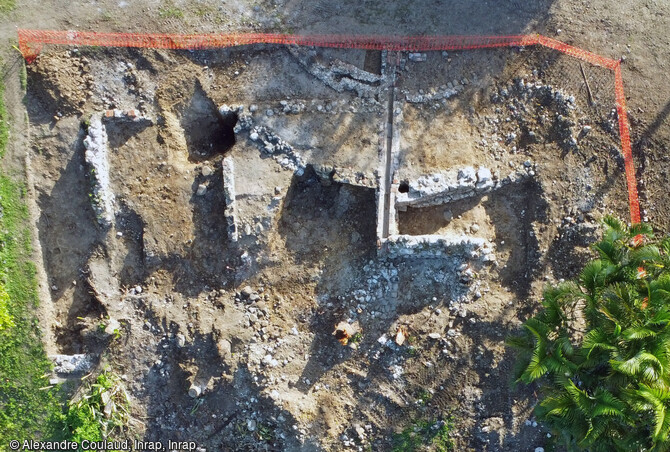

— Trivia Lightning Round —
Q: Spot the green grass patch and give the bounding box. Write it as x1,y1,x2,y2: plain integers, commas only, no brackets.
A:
392,416,455,452
53,371,130,445
18,60,26,92
0,172,63,448
0,0,15,14
159,2,184,19
0,69,63,450
0,78,8,158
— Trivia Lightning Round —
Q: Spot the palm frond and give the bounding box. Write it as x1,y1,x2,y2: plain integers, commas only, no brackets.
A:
629,222,655,238
622,326,658,341
630,245,661,265
593,239,621,266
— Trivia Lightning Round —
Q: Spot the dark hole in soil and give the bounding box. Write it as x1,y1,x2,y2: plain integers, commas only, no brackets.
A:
363,50,382,75
398,181,410,193
181,83,238,161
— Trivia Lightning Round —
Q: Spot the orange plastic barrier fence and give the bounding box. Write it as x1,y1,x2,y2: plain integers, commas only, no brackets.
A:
16,29,640,224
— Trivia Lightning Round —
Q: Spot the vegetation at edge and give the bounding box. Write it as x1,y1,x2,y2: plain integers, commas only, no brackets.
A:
0,74,64,450
510,216,670,451
52,371,131,448
0,0,14,14
392,416,455,452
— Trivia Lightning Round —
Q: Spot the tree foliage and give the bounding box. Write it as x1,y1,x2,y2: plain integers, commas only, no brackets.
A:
509,216,670,451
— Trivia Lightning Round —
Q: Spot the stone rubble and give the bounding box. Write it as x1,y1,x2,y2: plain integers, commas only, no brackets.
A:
50,354,95,374
404,87,458,104
83,114,115,227
395,165,531,209
491,78,580,151
287,46,385,98
232,106,376,189
381,234,496,263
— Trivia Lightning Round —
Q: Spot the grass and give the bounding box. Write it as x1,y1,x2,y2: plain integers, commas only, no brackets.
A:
392,416,455,452
53,371,130,444
0,62,65,450
159,2,184,19
0,121,63,449
18,60,26,92
0,0,14,14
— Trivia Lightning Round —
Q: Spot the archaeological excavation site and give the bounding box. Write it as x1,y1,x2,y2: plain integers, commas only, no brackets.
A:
23,37,635,451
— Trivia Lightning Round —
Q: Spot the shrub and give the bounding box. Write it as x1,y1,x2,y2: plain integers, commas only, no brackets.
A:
509,216,670,451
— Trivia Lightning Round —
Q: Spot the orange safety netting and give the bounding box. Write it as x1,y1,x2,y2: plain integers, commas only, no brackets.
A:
16,29,640,224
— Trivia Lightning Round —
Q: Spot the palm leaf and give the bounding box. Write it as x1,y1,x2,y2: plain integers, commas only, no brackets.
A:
629,222,655,238
580,260,607,295
594,240,621,265
630,245,661,266
622,326,658,340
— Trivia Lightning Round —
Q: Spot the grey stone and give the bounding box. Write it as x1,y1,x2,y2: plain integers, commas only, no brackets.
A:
408,52,427,62
188,384,202,398
196,184,207,196
51,354,94,374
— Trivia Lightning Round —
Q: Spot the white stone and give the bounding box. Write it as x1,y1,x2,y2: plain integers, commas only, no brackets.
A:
476,166,494,189
202,166,213,176
104,318,121,335
457,166,477,184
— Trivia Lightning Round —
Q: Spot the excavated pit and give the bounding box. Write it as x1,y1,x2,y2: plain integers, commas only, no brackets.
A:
180,83,238,161
24,44,632,451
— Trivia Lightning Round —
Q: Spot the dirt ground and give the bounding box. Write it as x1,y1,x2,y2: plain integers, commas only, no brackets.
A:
2,1,670,451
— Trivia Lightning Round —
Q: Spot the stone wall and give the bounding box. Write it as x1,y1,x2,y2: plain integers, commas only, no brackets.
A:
83,114,115,227
380,234,496,264
222,156,238,243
